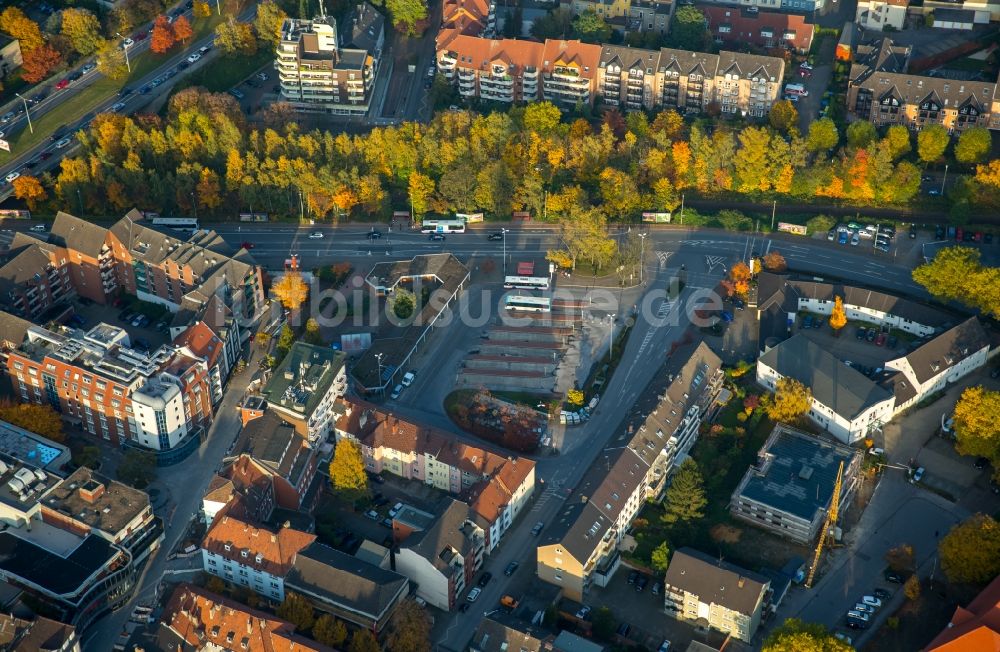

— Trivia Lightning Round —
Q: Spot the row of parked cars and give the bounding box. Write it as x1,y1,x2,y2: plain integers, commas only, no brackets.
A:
844,587,892,633
828,223,898,252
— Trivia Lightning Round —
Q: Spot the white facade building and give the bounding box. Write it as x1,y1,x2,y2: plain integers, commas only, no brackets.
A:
130,376,189,451
856,0,909,31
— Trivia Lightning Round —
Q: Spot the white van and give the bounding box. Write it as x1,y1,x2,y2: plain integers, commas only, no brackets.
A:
785,83,809,97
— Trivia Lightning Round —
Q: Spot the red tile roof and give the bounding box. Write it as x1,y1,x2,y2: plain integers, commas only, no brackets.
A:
442,0,491,35
202,515,315,577
174,320,225,369
701,6,815,53
926,574,1000,651
161,583,332,652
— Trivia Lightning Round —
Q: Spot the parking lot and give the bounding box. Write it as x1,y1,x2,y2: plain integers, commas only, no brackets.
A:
791,313,914,374
71,298,172,351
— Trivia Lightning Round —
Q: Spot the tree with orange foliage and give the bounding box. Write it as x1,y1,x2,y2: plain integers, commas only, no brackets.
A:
721,261,752,299
12,176,47,211
333,187,359,216
273,271,309,311
829,296,847,334
150,16,175,54
20,44,63,83
762,251,787,272
172,15,193,44
671,140,691,189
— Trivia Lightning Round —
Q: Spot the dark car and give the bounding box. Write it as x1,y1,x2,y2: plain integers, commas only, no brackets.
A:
241,241,255,250
635,575,649,592
504,561,519,576
866,328,877,342
884,570,904,583
177,61,190,70
909,224,917,239
478,572,492,587
976,457,990,470
846,620,868,630
873,588,893,600
50,126,68,141
366,230,383,240
627,570,639,585
488,232,504,241
32,91,48,103
119,87,133,96
185,0,194,7
856,327,867,340
985,233,994,244
459,603,471,613
813,317,824,329
119,310,134,322
367,472,385,484
963,230,974,242
22,160,37,170
39,151,52,161
68,71,83,81
886,335,897,349
78,297,95,306
732,298,745,311
429,233,445,241
935,225,945,239
135,30,148,41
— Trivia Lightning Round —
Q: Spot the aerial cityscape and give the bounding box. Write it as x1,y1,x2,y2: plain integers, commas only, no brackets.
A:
0,0,998,651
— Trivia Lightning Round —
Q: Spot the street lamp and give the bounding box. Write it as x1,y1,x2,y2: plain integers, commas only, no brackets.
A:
941,164,949,196
637,232,647,285
375,352,385,395
116,33,131,73
608,313,616,361
190,192,198,220
14,93,32,134
501,228,509,278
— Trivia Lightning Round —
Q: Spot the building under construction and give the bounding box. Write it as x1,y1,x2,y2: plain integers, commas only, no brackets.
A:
729,423,863,546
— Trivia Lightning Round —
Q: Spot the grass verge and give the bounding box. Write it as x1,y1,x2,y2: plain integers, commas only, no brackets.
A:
172,50,273,94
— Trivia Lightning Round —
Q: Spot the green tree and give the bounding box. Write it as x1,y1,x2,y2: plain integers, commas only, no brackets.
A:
806,118,839,153
117,450,157,489
73,445,101,469
277,592,315,631
386,600,431,652
276,324,296,360
205,574,227,594
313,615,348,648
885,124,912,160
651,541,670,573
215,19,258,56
591,607,616,641
955,127,992,164
386,0,427,35
953,386,1000,461
805,214,836,235
766,377,812,423
530,7,574,40
734,126,772,192
763,618,853,652
329,438,369,503
391,288,416,320
847,121,878,149
667,5,708,51
917,124,950,164
349,629,381,652
939,514,1000,584
913,246,1000,317
573,10,611,43
304,317,324,345
254,0,288,45
523,101,562,134
662,459,707,524
651,177,679,212
769,100,799,134
61,8,103,56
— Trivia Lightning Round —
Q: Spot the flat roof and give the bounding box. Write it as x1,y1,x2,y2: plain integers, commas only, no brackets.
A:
42,467,150,537
0,529,116,597
0,453,59,512
262,342,345,420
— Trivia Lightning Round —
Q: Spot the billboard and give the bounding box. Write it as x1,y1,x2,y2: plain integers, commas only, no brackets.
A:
642,212,672,223
777,222,808,236
239,212,269,222
0,139,9,152
0,209,30,219
456,212,484,223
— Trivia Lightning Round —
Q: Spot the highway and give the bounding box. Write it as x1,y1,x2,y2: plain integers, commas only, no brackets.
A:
0,0,258,202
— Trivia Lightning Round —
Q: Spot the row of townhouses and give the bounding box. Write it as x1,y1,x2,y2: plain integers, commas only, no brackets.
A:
755,272,992,444
0,210,264,463
536,341,725,601
0,431,163,631
436,31,787,116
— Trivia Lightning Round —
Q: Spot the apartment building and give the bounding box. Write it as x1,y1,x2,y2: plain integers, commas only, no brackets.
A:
260,342,347,443
730,424,863,544
6,323,212,456
436,33,601,107
203,455,277,527
697,0,831,14
0,459,163,630
599,45,785,116
201,515,316,602
275,5,384,115
627,0,673,35
846,37,1000,132
0,613,79,652
537,341,724,601
856,0,909,31
173,320,228,405
701,6,815,54
441,0,496,37
663,548,771,643
44,211,265,322
0,233,75,320
157,583,333,651
393,499,486,611
284,542,409,635
231,409,321,510
335,400,536,551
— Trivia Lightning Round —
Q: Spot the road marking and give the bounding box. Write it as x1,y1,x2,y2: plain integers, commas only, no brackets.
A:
656,251,671,268
705,255,726,272
765,239,773,255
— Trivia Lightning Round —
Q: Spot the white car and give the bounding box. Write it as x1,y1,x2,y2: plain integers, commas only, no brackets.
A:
308,231,324,239
401,371,415,386
911,466,925,483
122,38,134,49
256,71,269,81
850,233,860,246
861,595,882,608
186,53,201,64
800,62,814,70
110,102,127,113
390,384,403,399
467,587,482,602
55,137,72,149
853,603,874,613
4,172,20,183
389,502,404,517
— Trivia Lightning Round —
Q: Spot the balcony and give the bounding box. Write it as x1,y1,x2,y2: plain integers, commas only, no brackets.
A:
481,75,513,88
627,77,643,87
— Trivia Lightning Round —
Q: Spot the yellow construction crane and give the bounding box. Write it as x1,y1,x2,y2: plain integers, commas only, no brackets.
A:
805,460,845,588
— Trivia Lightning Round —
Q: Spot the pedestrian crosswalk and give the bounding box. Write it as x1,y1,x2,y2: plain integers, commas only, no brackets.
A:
530,486,560,513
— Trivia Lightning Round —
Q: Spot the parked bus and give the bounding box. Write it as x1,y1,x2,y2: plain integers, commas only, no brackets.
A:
505,295,551,313
420,219,466,234
784,83,808,97
504,275,551,291
150,217,200,233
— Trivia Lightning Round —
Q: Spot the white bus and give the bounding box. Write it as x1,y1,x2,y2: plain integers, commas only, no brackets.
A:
784,83,808,97
150,217,200,233
420,219,466,234
504,275,551,290
505,295,551,313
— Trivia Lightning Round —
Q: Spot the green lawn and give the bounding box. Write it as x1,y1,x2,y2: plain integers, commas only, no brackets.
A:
0,13,229,165
173,49,273,94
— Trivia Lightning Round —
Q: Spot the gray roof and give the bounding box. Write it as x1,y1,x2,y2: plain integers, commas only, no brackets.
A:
262,342,346,420
542,341,722,563
902,317,990,385
552,631,605,652
0,235,54,292
758,333,894,420
49,211,109,258
934,8,976,21
285,542,408,619
663,548,770,616
0,310,33,346
471,617,547,652
734,424,861,522
355,540,389,568
343,1,385,52
403,499,480,574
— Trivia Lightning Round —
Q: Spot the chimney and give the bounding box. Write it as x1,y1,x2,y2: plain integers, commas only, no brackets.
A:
80,481,105,504
738,576,746,588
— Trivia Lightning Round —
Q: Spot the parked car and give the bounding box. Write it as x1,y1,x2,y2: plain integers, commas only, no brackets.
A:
803,315,814,329
850,233,860,246
187,53,201,64
504,561,519,576
390,384,402,399
873,588,893,600
875,333,887,346
910,466,925,483
30,224,48,232
861,595,883,608
81,63,96,74
827,228,836,241
838,231,849,245
853,603,874,613
478,572,493,587
575,605,592,619
975,457,990,470
367,229,383,239
635,575,649,592
365,510,379,521
846,611,870,622
866,328,877,342
389,502,404,517
4,172,19,183
401,371,416,386
887,335,898,349
428,233,446,241
531,521,544,535
56,79,70,90
459,603,470,613
856,327,867,340
627,570,639,585
885,569,905,583
122,37,135,49
467,587,482,602
55,137,72,149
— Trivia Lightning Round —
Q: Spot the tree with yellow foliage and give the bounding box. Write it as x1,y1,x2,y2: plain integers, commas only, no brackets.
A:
566,389,584,407
272,272,309,311
0,400,65,443
939,513,1000,584
722,261,752,299
953,385,1000,461
766,378,812,424
829,296,847,333
12,176,47,211
763,618,852,652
